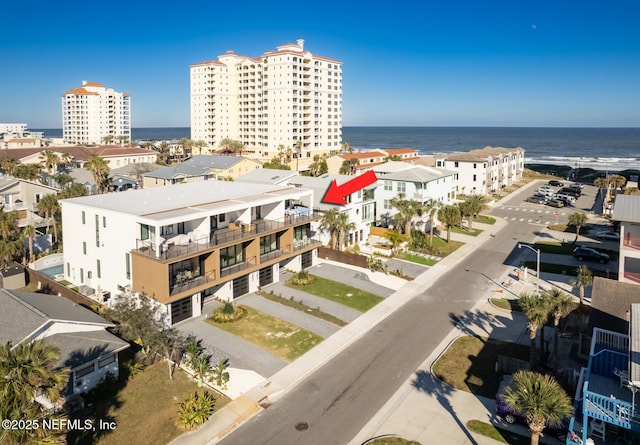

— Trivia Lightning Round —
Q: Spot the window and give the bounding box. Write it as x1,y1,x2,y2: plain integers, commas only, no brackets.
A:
161,225,174,236
219,213,226,223
454,161,459,168
397,182,406,193
294,224,310,241
260,234,278,255
384,199,392,210
103,216,107,228
96,259,101,279
140,224,149,240
80,268,84,284
75,362,95,378
66,262,70,276
384,181,392,191
95,214,100,247
125,253,131,280
220,244,243,268
82,242,87,255
82,211,86,224
473,174,477,182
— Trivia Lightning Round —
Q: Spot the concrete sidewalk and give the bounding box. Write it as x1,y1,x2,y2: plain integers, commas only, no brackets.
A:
170,217,510,445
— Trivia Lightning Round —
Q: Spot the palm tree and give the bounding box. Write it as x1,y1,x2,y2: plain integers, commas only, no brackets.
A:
567,212,588,243
59,152,72,170
115,135,129,146
14,164,41,181
191,354,213,387
22,224,36,264
0,339,70,445
37,193,60,243
176,391,217,431
86,154,111,194
212,358,231,388
179,138,193,161
422,199,441,247
0,157,18,176
320,208,340,249
570,265,593,305
384,229,407,256
341,141,354,154
159,141,171,163
519,292,550,369
437,204,461,242
192,140,207,156
464,194,486,230
339,158,359,175
543,288,577,372
54,172,74,189
335,211,356,251
101,135,114,145
502,370,572,445
0,207,22,267
39,149,59,185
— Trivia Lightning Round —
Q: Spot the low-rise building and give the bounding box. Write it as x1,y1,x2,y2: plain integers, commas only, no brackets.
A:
434,146,524,196
372,162,457,225
60,180,320,324
612,194,640,284
0,177,58,228
142,155,261,188
0,289,129,396
326,148,419,174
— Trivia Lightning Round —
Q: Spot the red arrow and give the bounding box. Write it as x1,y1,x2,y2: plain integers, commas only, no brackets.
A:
322,171,378,205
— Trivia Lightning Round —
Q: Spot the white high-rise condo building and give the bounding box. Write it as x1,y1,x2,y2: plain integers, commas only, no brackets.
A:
62,81,131,145
190,39,342,161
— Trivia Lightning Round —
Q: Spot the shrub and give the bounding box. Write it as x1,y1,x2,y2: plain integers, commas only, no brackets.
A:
288,270,316,286
409,229,428,250
176,391,217,431
222,302,235,314
210,304,248,323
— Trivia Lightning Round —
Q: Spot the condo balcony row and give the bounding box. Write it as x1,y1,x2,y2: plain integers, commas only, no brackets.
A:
134,208,322,261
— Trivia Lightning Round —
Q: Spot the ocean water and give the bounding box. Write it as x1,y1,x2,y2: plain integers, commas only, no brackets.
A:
32,126,640,171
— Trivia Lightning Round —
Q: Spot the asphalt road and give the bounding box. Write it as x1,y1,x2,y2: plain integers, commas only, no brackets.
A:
217,221,526,445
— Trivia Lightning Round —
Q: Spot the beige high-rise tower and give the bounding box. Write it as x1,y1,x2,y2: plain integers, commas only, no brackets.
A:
62,81,131,145
190,40,342,162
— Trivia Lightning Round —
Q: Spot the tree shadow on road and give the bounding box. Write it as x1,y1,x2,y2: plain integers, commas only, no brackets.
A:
411,370,478,445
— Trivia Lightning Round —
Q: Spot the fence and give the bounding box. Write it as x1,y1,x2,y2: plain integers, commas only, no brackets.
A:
317,246,368,269
25,268,96,309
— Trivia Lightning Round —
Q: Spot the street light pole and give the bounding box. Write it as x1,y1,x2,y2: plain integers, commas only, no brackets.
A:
518,243,541,295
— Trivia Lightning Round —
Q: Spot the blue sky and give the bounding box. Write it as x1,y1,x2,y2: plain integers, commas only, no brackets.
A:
2,0,639,128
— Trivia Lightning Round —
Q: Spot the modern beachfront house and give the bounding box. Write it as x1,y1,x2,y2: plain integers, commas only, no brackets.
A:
612,195,640,285
434,146,525,196
59,181,320,324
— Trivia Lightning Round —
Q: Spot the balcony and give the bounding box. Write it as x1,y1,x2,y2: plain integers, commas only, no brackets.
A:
170,270,216,296
220,256,257,278
134,209,321,261
623,237,640,251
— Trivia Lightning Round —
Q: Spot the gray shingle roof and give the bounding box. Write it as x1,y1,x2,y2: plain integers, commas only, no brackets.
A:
590,277,640,334
47,330,129,369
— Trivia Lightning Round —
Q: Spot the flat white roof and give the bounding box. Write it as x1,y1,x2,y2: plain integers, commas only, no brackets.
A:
60,181,308,216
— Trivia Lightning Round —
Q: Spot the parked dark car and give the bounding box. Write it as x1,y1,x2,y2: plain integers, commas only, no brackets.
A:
548,180,564,187
559,187,581,197
546,198,565,208
496,378,569,441
565,185,582,196
526,195,547,204
555,196,573,207
573,247,610,263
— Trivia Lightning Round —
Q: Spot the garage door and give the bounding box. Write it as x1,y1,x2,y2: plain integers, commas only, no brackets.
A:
259,266,273,287
233,275,249,299
171,297,192,324
302,251,313,269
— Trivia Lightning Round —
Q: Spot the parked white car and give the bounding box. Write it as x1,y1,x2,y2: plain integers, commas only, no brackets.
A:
537,188,556,197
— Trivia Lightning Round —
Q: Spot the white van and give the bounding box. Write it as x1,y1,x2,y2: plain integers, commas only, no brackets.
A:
555,193,576,203
537,188,555,197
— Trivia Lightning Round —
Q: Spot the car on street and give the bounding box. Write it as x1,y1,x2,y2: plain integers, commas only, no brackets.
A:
495,376,569,441
548,180,564,187
573,247,610,263
546,199,565,208
525,195,547,204
595,231,620,241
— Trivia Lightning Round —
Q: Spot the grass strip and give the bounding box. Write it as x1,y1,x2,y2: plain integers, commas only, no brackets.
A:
474,214,496,225
402,253,437,267
490,298,522,312
257,290,347,327
285,275,384,312
451,225,483,237
466,420,530,445
206,305,323,361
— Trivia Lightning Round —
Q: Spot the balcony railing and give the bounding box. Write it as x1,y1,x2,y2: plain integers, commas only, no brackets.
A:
623,236,640,250
134,210,321,261
170,270,216,296
220,256,257,278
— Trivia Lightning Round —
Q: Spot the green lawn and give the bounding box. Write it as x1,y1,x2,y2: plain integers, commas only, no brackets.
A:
474,214,496,225
402,253,438,266
206,306,323,361
432,336,529,398
285,275,384,312
257,291,348,326
366,438,422,445
421,236,465,257
490,298,522,312
451,225,483,237
466,420,530,445
70,362,230,445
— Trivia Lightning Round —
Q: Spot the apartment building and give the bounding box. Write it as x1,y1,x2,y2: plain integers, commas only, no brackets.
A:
60,181,320,324
612,194,640,285
372,162,457,225
62,81,131,145
190,39,342,160
435,146,525,196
